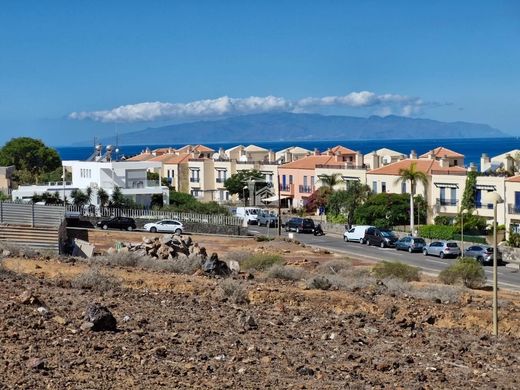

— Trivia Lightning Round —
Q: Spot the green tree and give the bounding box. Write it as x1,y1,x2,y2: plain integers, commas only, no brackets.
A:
354,193,422,228
224,170,264,200
70,189,89,207
85,187,93,206
318,173,342,190
151,194,164,208
461,170,477,211
110,186,126,208
328,182,371,228
395,163,428,234
97,188,109,207
304,187,333,213
0,137,61,184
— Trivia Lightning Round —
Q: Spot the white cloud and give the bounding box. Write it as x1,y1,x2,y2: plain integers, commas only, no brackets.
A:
68,91,442,123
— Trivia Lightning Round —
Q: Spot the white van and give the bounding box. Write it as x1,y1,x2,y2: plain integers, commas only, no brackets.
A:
343,225,375,243
234,207,261,225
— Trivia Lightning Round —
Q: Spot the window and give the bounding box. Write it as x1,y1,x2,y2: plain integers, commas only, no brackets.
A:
382,182,387,193
401,181,406,194
372,181,377,193
303,176,307,187
289,175,293,185
311,176,315,187
453,159,458,166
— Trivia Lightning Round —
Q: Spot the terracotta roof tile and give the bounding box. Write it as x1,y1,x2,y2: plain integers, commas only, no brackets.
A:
160,153,191,164
328,145,357,155
126,153,153,161
280,155,339,169
419,146,464,158
506,175,520,183
368,158,466,176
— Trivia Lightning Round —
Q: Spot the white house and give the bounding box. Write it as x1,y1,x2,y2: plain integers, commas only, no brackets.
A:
12,146,168,207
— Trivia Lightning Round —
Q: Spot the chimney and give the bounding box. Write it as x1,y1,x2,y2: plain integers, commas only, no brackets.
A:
480,153,491,172
505,153,514,172
355,151,363,167
439,154,448,168
369,152,379,170
286,151,293,162
427,150,435,160
335,151,342,162
468,162,477,172
314,148,320,156
268,149,276,163
410,150,417,159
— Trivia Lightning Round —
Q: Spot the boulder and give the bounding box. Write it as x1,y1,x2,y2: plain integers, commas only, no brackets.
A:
84,304,117,332
202,253,231,277
227,260,240,273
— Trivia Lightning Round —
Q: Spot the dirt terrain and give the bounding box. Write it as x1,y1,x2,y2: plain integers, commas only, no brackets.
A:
1,233,520,389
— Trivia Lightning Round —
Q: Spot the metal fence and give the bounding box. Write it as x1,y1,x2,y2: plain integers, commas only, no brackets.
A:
66,205,242,226
0,202,65,228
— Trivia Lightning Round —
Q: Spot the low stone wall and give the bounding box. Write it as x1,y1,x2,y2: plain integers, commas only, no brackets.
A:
71,217,246,236
498,244,520,265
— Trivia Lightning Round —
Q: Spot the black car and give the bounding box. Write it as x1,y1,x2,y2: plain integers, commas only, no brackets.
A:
97,217,137,231
364,227,398,248
284,217,315,233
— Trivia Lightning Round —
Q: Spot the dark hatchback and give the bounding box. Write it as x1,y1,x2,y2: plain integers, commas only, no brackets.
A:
284,217,315,233
364,227,399,248
97,217,137,231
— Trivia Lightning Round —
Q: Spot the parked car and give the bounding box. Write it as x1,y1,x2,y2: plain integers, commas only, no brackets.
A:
257,210,278,227
234,207,261,225
363,227,398,248
395,236,427,253
284,217,315,233
423,241,461,258
96,217,137,231
143,219,184,234
464,245,502,265
343,225,374,243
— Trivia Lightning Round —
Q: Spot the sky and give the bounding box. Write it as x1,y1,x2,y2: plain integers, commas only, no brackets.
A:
0,0,519,146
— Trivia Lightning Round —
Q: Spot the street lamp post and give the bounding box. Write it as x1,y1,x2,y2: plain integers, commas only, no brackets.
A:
460,208,468,256
242,186,247,206
482,191,504,336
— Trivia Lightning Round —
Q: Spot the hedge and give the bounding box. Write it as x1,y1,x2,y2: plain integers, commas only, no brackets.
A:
418,225,456,240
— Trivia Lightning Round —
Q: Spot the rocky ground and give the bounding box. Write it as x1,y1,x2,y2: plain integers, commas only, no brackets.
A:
1,234,520,389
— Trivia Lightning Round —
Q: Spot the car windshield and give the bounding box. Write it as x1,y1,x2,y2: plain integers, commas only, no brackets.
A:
446,243,458,248
380,230,396,238
485,247,494,253
414,238,426,244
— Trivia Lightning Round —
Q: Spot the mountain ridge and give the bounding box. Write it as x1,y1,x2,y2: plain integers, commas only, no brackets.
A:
77,112,507,146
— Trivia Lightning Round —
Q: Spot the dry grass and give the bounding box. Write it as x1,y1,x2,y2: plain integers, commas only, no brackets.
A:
372,261,421,282
383,278,462,303
315,259,353,275
219,279,249,304
238,253,283,271
266,264,307,281
0,242,38,258
71,267,121,292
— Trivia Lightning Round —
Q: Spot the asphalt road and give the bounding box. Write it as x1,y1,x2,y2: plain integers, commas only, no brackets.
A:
248,225,520,291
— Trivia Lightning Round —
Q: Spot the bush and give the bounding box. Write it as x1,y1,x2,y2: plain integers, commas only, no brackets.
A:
239,253,282,271
307,275,332,290
439,258,486,288
434,216,454,226
372,261,420,282
326,213,347,224
508,230,520,248
219,279,249,304
418,225,456,240
71,267,121,291
316,259,352,275
92,252,200,275
255,235,274,242
266,264,307,281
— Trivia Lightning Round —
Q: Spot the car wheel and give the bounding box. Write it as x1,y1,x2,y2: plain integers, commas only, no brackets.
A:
150,227,157,233
423,249,428,256
365,239,370,246
102,224,108,230
439,252,445,259
380,241,385,248
408,247,413,253
127,226,133,231
344,236,348,242
477,256,484,265
296,227,301,233
175,228,182,235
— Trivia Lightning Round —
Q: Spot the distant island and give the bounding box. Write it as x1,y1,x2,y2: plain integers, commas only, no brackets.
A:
79,112,507,146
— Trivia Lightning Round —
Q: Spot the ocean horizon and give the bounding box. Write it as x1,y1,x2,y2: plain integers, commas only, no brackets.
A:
55,137,520,170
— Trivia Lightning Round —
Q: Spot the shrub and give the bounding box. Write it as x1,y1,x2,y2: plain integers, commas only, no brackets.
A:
71,267,121,291
434,216,454,226
326,213,347,224
219,279,249,304
508,230,520,248
95,252,141,267
239,253,282,271
307,275,332,290
266,264,307,281
372,261,420,282
418,225,456,240
255,235,274,242
316,259,352,275
439,258,486,288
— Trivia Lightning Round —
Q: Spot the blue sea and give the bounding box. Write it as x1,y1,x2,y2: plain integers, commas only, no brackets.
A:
56,137,520,169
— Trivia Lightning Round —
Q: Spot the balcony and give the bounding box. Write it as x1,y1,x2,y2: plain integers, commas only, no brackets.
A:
280,184,294,195
436,198,458,206
216,177,226,183
190,177,200,183
100,180,161,189
508,204,520,215
476,202,494,210
298,185,314,194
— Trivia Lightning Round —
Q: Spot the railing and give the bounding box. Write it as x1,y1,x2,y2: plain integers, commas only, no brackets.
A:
298,185,314,193
125,179,161,189
315,164,365,170
476,202,494,210
508,204,520,215
280,184,292,192
190,177,200,183
216,178,226,183
66,205,242,226
436,198,458,206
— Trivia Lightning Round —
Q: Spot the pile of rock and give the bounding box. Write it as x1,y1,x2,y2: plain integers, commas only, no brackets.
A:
109,234,198,260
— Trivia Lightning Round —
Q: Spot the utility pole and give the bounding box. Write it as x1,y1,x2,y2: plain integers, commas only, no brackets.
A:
277,174,282,236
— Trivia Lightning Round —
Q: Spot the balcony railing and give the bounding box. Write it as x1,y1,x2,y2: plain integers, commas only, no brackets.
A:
299,185,314,193
216,178,226,183
100,180,161,189
190,177,200,183
436,198,458,206
280,184,292,192
476,202,494,210
431,170,467,176
508,204,520,214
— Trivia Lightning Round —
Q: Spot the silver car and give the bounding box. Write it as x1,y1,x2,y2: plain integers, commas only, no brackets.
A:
423,241,461,258
464,245,502,265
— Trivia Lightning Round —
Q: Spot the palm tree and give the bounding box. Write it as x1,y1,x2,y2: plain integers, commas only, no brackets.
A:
318,173,342,190
97,188,109,207
395,163,428,235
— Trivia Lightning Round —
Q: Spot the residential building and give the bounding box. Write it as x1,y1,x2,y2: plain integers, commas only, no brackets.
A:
363,148,406,169
0,165,15,196
275,146,311,164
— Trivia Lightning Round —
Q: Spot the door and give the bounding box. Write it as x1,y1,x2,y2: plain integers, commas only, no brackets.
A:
515,192,520,210
475,190,482,208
